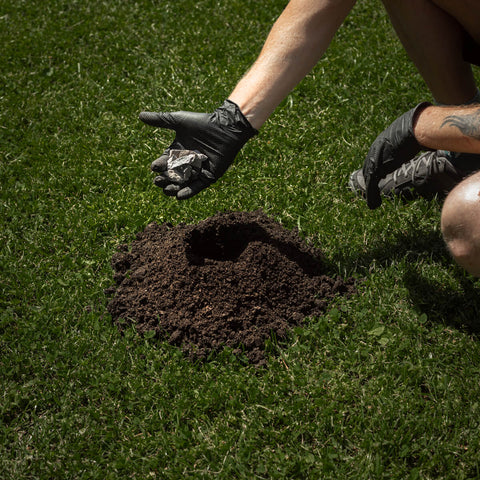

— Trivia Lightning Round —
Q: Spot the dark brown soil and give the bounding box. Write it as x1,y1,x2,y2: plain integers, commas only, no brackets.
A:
106,210,356,366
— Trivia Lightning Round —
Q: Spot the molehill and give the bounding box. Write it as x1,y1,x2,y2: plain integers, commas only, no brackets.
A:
106,210,356,365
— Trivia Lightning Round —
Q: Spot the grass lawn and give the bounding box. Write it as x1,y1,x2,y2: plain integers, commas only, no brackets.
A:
2,0,480,478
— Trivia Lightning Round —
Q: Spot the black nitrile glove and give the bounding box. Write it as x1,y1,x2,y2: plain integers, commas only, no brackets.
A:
139,99,258,200
362,102,431,209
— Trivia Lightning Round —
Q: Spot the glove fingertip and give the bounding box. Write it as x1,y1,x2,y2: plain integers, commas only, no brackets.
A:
154,175,170,188
367,199,382,210
139,111,175,129
139,111,156,124
176,187,196,200
366,190,382,210
176,179,210,200
151,156,168,172
164,184,181,196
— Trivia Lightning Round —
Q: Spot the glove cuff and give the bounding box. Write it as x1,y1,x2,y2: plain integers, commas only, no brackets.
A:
219,99,259,138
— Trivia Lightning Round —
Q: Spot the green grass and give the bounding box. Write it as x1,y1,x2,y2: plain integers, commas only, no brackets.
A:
2,0,480,478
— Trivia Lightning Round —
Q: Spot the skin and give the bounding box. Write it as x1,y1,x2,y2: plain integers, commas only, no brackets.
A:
226,0,480,275
155,0,480,271
406,103,480,276
441,171,480,276
381,0,478,105
432,0,480,44
229,0,356,130
414,104,480,153
227,0,480,130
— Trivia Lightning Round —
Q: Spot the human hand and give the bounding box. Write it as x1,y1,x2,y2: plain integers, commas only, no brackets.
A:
362,102,431,209
139,100,258,200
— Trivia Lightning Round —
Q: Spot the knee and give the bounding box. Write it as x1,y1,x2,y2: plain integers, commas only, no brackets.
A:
441,172,480,276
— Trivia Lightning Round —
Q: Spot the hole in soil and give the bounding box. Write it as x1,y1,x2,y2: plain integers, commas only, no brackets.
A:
185,221,324,275
186,222,265,262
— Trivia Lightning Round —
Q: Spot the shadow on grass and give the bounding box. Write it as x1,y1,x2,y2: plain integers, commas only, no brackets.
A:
331,226,480,334
331,227,451,274
403,266,480,335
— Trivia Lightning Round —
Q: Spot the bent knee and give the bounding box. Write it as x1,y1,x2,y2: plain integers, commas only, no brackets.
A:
443,237,480,276
441,172,480,276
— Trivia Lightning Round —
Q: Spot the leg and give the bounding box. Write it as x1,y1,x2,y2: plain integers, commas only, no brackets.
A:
381,0,477,104
441,170,480,276
431,0,480,44
349,0,480,203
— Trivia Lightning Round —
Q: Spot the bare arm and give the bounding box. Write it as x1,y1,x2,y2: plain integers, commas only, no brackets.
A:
139,0,357,200
228,0,357,130
414,104,480,153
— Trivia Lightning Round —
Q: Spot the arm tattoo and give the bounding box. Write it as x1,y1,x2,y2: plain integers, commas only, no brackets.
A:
441,108,480,140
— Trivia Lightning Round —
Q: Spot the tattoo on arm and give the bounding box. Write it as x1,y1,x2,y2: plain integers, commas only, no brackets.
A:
441,108,480,140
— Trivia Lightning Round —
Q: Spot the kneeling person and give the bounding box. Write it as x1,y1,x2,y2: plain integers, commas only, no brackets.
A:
352,102,480,275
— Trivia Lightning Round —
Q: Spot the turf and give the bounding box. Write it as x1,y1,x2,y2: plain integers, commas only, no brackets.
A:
2,0,480,478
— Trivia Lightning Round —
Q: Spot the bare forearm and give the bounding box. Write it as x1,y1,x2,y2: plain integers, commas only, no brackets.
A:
414,104,480,153
228,0,356,130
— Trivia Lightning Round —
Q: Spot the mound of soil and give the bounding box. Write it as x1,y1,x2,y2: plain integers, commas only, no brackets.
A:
106,210,356,365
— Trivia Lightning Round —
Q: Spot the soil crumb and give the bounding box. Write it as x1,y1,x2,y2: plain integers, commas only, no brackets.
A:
106,210,356,365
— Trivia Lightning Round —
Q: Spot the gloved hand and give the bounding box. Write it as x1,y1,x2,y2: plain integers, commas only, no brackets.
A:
362,102,431,209
139,99,258,200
